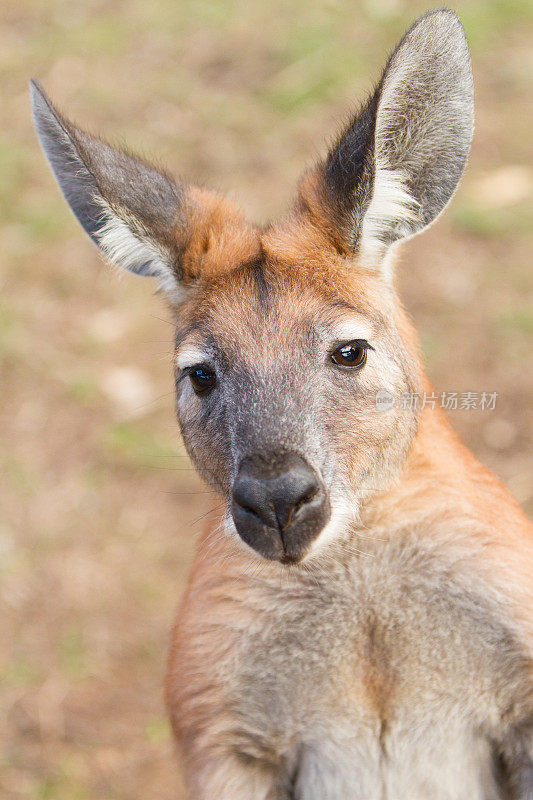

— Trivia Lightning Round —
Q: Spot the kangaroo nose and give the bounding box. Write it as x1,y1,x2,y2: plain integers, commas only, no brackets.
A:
231,453,330,562
233,457,318,530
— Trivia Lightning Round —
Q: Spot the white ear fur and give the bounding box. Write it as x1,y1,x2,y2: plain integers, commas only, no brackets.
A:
95,201,184,301
358,166,419,273
324,9,473,277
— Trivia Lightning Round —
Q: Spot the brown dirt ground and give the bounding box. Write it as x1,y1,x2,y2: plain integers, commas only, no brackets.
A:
1,1,532,798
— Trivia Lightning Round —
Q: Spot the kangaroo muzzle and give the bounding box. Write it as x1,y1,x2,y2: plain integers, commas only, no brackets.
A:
231,452,331,563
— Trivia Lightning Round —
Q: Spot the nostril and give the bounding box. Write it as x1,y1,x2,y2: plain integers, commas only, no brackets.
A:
234,499,262,523
278,482,320,530
280,487,317,528
232,477,277,529
296,486,319,510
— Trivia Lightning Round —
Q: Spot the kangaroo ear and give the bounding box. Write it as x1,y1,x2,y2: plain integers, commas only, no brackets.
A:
31,79,191,300
298,9,474,274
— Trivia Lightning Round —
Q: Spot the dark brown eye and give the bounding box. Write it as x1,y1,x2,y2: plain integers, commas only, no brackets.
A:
331,341,368,369
189,366,216,393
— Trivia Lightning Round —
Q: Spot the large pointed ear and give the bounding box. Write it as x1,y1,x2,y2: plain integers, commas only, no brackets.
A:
30,80,190,300
296,9,474,274
31,80,260,303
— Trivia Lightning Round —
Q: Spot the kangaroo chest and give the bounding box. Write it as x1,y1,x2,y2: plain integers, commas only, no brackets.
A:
228,537,529,798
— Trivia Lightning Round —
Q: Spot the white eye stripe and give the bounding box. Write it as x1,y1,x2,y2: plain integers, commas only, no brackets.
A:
176,347,209,370
332,319,374,343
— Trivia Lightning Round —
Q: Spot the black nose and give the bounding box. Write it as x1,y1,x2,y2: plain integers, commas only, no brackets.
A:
231,453,330,562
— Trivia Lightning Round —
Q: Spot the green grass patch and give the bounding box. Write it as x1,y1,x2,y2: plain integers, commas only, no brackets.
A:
34,15,129,61
0,658,43,688
451,201,533,240
460,0,533,50
420,332,443,367
0,302,18,354
496,308,533,337
22,203,68,242
0,137,32,219
58,628,87,679
66,374,101,406
32,772,89,800
144,715,171,745
0,452,37,495
264,46,364,114
103,421,182,469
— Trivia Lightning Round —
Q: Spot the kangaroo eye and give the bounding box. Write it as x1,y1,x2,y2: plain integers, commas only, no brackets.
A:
189,366,216,393
331,341,369,369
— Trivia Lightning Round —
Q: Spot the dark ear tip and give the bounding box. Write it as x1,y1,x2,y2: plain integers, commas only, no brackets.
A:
29,79,52,121
29,80,69,146
29,78,45,103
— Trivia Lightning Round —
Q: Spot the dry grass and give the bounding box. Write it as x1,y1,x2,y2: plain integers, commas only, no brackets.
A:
1,1,532,797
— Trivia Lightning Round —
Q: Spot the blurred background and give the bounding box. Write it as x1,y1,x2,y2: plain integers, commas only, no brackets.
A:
1,0,532,797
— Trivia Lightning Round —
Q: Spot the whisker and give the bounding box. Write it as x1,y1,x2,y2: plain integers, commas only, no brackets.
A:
160,489,217,496
188,503,224,528
148,465,195,471
150,314,176,327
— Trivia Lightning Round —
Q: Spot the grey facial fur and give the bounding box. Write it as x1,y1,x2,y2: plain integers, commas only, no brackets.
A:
174,264,420,561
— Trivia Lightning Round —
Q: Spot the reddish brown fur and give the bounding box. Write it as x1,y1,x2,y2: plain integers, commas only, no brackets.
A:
167,210,533,791
179,187,261,282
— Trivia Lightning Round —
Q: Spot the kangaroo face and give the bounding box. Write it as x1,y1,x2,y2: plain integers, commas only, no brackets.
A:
31,10,473,562
174,252,420,562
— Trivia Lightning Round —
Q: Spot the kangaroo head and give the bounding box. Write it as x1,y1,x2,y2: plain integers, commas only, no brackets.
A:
32,9,473,564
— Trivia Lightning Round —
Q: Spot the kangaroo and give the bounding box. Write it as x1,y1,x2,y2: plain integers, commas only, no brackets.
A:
31,8,533,799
